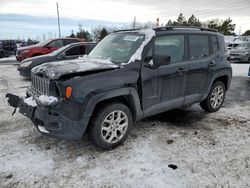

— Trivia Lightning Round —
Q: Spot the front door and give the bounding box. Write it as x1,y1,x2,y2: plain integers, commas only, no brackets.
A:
141,34,188,116
64,45,86,60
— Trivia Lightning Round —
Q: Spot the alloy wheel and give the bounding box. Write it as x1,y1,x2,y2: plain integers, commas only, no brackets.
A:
101,110,128,144
210,85,224,109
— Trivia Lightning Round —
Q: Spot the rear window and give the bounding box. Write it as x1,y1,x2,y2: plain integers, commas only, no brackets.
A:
189,35,209,59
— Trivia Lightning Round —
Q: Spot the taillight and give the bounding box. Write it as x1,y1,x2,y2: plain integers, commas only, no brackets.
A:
65,86,72,98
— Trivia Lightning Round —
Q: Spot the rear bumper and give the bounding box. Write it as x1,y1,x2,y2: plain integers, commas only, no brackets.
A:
6,93,89,140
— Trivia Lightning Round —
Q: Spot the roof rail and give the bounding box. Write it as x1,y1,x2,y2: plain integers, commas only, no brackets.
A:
154,26,217,32
114,29,141,33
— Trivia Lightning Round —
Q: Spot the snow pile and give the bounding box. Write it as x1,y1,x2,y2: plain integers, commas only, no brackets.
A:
125,29,155,64
23,97,37,107
0,56,16,62
38,95,58,105
231,63,249,77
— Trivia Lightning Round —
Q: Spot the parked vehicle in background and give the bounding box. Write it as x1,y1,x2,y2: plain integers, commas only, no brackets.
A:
226,36,249,51
0,40,17,58
6,27,232,150
18,42,97,78
16,38,83,62
229,43,250,63
15,40,40,48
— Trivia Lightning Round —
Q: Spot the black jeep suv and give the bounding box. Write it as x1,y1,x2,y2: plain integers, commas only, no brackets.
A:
6,27,232,150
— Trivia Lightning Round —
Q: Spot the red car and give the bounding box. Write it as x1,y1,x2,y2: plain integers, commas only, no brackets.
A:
16,38,83,62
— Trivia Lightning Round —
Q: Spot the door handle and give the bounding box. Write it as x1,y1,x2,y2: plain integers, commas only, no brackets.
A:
208,60,216,67
176,67,187,73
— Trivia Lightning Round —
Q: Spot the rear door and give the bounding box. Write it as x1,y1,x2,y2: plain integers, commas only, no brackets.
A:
184,34,217,104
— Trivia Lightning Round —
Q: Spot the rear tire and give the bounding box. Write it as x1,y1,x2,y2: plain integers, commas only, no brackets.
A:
200,81,226,112
88,103,132,150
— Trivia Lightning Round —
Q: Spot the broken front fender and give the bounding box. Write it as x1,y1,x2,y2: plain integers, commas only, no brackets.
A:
6,93,89,140
6,93,21,108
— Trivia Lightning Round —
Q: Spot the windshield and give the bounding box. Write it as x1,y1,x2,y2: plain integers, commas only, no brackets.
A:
88,33,145,64
236,43,250,49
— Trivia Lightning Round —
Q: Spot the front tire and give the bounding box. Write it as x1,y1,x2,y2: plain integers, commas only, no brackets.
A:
88,103,132,150
200,81,226,112
0,51,5,58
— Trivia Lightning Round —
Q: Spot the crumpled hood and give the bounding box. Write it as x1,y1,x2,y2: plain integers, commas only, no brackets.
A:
31,57,119,80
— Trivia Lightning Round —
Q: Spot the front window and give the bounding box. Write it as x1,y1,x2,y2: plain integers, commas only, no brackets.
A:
88,33,145,64
65,46,85,56
154,35,185,63
47,40,64,48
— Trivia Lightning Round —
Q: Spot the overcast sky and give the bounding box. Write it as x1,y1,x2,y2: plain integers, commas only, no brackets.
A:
0,0,250,39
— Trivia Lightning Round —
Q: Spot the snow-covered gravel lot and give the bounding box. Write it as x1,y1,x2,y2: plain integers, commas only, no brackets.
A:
0,56,16,63
0,61,249,188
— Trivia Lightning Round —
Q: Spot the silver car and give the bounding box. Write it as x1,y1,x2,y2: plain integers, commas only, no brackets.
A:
229,43,250,63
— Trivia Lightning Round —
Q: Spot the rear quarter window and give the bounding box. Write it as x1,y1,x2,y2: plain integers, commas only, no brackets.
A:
211,36,219,53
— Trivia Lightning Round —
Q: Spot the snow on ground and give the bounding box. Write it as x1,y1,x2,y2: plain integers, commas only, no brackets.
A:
0,56,16,62
231,63,249,77
0,63,249,188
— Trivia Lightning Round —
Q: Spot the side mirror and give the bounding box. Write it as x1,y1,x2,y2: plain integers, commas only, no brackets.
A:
153,54,170,68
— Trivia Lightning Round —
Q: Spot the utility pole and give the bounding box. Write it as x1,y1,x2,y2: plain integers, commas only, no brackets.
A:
56,2,61,38
133,16,136,29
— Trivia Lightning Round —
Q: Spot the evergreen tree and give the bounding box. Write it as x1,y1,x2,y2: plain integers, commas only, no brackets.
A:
166,20,172,26
207,20,219,30
243,30,250,36
69,30,75,38
217,18,235,35
187,14,202,27
172,13,188,26
76,28,92,41
99,28,108,41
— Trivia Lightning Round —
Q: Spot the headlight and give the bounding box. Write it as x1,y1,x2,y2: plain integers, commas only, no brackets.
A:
20,61,32,67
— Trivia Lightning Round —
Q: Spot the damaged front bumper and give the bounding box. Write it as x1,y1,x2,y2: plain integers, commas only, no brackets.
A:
6,93,89,140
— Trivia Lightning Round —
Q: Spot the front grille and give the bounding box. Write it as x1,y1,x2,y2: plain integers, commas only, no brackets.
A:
31,74,50,96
